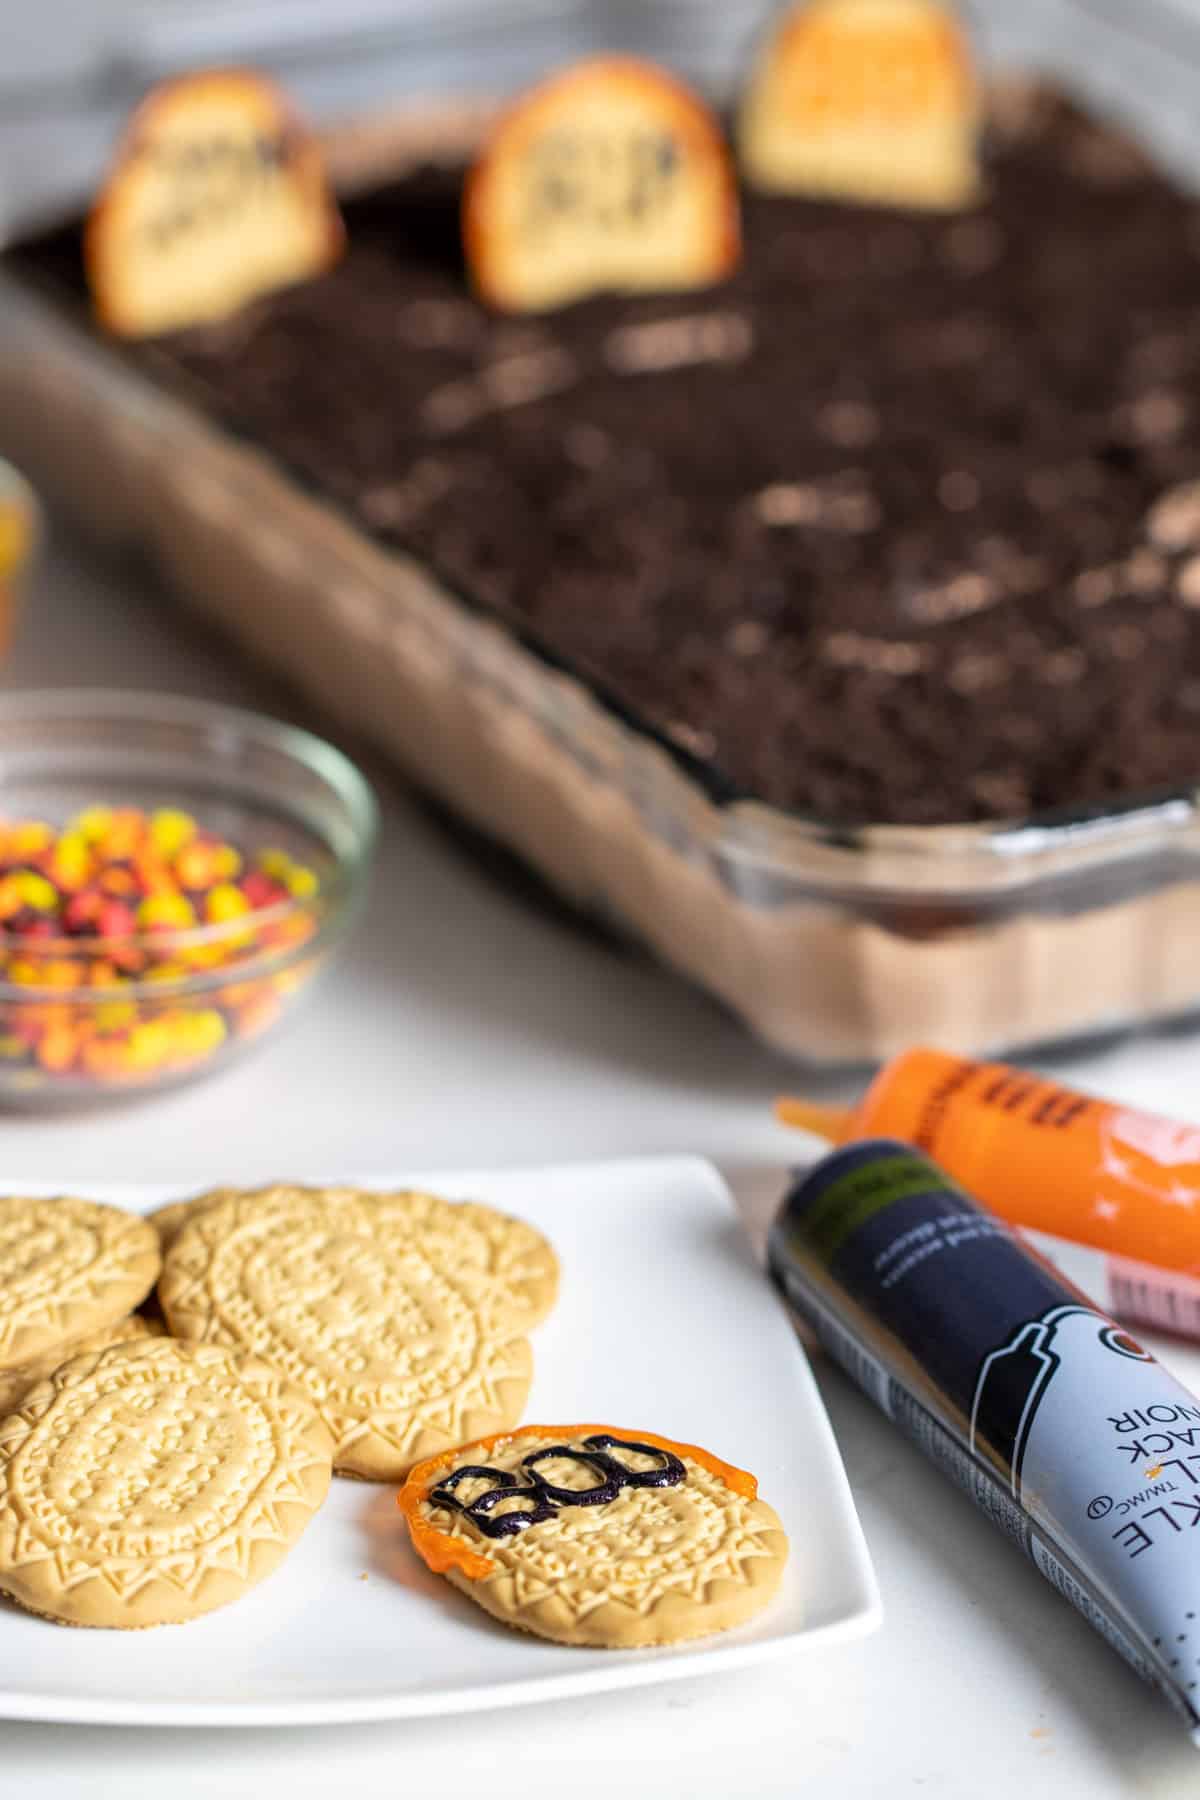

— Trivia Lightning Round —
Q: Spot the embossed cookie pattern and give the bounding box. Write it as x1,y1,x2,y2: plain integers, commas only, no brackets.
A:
159,1187,539,1480
148,1189,234,1252
368,1189,559,1333
153,1184,558,1330
0,1337,334,1628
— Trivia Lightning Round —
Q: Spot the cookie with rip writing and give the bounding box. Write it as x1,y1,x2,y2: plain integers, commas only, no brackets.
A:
86,67,344,337
398,1423,789,1647
464,55,740,313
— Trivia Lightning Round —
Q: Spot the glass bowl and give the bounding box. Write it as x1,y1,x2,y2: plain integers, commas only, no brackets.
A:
0,690,377,1105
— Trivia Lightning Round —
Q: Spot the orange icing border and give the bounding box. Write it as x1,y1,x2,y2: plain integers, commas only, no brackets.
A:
397,1422,759,1582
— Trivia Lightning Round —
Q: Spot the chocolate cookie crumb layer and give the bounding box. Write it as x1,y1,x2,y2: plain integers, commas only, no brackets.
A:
15,85,1200,827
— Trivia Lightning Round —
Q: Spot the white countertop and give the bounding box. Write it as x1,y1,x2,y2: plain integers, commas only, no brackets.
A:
6,523,1200,1795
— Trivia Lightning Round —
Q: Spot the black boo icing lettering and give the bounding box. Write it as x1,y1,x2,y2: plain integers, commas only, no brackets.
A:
429,1434,686,1540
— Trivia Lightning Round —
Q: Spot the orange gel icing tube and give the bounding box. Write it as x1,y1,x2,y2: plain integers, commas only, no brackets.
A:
778,1047,1200,1338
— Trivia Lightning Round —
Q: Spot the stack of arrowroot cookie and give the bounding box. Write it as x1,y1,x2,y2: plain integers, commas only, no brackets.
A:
0,1185,787,1644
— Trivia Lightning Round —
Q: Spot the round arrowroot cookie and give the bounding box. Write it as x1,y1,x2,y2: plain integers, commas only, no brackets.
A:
159,1186,537,1480
398,1424,789,1648
372,1188,559,1334
147,1188,236,1254
153,1183,558,1332
0,1337,334,1628
0,1195,159,1371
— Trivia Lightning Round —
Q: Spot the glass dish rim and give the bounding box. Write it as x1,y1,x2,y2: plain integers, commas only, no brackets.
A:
0,687,378,1001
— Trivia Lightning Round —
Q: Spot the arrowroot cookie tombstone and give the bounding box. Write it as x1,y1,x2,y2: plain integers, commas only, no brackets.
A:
159,1186,538,1480
0,1195,160,1370
398,1424,790,1648
85,68,344,337
0,1337,334,1629
738,0,981,210
463,55,741,312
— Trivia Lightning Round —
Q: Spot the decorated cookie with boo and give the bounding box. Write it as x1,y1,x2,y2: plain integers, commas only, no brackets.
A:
399,1423,789,1647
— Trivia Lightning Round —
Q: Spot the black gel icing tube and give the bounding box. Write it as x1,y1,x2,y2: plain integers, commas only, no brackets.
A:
768,1138,1200,1738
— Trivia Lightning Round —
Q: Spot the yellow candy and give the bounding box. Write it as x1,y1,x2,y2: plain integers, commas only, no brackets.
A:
50,835,92,890
7,959,44,987
93,1000,136,1033
172,1009,227,1059
137,891,196,931
13,870,59,912
150,808,197,858
71,807,114,844
125,1020,173,1069
206,883,250,924
258,848,294,881
286,865,318,900
212,844,243,880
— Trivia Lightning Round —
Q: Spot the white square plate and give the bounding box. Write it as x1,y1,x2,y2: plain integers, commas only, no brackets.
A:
0,1156,880,1726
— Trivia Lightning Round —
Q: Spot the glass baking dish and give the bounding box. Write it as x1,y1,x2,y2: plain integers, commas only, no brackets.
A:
4,7,1200,1067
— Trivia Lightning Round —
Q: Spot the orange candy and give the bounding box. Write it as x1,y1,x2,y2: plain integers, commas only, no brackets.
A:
36,1023,78,1073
